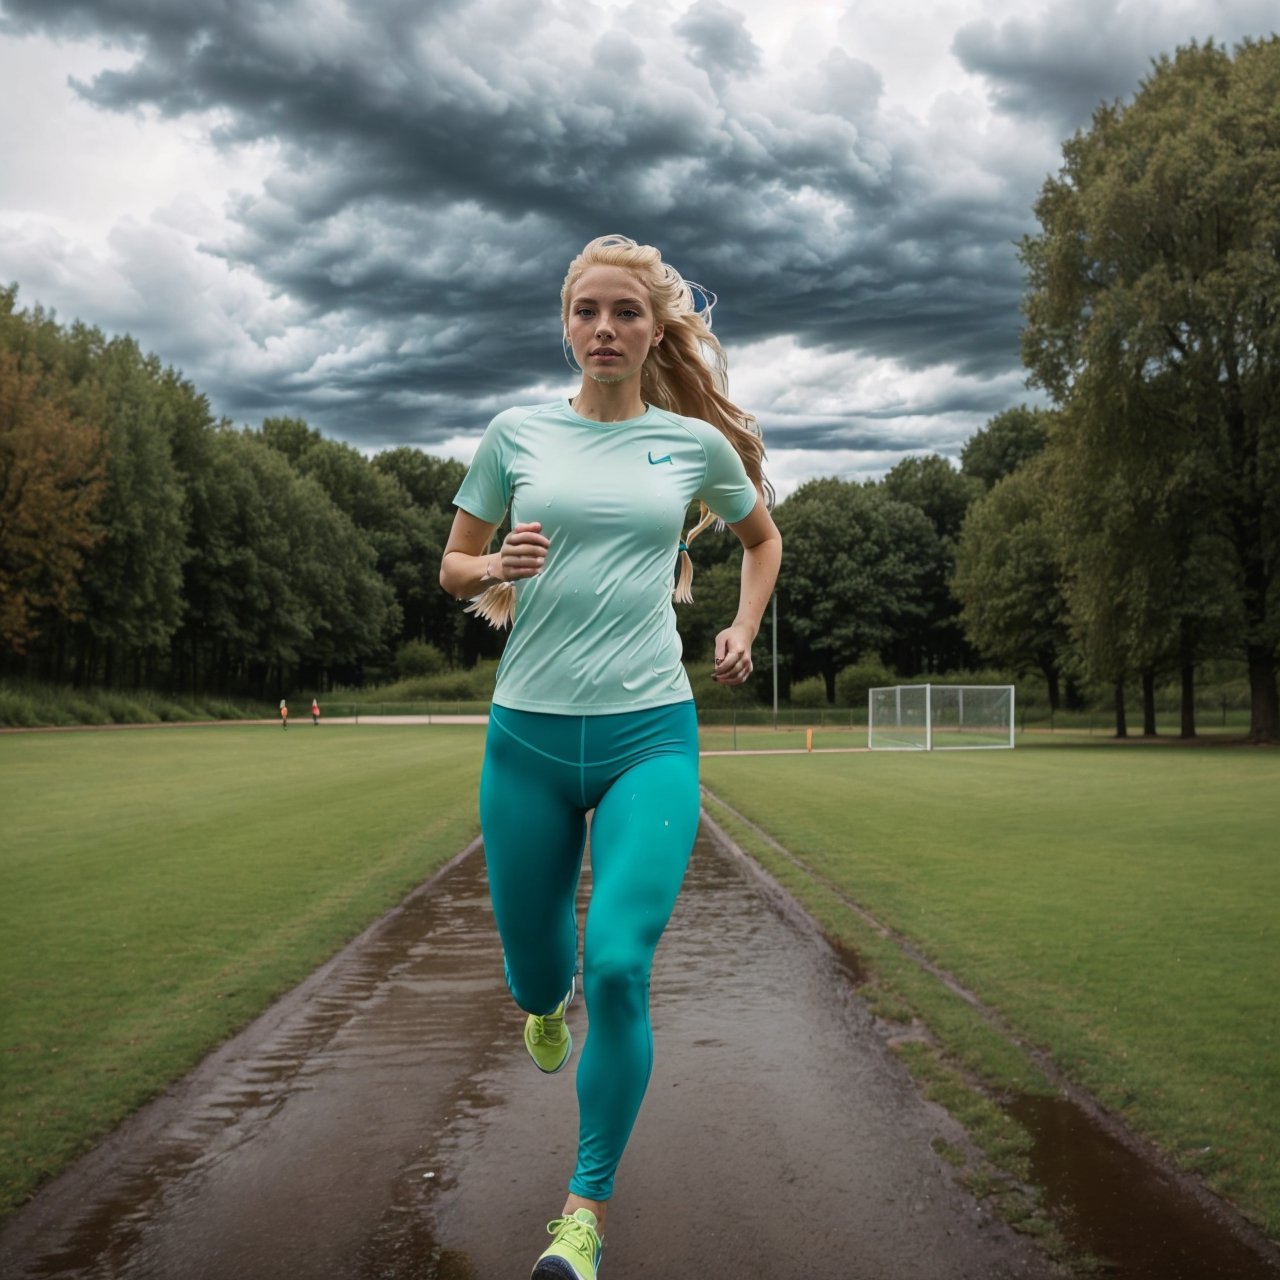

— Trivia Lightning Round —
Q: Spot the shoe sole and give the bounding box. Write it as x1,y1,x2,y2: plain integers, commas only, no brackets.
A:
531,1257,592,1280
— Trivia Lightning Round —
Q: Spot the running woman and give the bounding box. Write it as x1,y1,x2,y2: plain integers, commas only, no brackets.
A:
439,234,781,1280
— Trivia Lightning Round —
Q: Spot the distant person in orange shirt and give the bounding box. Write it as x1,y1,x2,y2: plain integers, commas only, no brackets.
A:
279,698,288,730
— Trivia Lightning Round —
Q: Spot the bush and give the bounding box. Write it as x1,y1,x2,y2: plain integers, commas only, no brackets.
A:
396,640,447,679
362,659,501,703
835,658,895,709
0,685,40,728
64,695,111,726
788,676,829,707
100,695,154,724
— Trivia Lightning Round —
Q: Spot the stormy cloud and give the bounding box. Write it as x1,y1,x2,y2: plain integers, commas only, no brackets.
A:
1,0,1275,485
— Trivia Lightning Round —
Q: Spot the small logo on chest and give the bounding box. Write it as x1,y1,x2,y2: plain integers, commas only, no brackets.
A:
647,450,673,465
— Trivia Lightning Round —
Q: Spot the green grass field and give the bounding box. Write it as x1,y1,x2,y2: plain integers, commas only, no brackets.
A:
700,743,1280,1236
0,724,485,1216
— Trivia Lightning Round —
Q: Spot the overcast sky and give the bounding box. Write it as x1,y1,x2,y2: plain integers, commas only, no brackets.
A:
1,0,1275,496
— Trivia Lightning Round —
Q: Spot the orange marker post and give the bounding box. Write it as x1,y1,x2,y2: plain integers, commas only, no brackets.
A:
806,727,813,753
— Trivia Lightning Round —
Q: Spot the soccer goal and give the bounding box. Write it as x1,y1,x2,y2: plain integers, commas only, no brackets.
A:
868,684,1015,751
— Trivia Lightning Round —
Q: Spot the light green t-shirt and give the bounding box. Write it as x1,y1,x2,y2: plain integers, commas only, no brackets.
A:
453,399,758,715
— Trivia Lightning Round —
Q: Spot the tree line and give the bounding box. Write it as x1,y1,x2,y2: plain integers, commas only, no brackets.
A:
0,289,491,697
0,279,1030,712
1,40,1276,738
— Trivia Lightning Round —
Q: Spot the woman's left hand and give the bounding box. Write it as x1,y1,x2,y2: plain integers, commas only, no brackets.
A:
713,624,756,685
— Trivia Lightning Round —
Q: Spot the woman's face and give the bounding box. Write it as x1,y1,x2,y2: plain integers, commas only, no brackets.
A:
564,265,663,385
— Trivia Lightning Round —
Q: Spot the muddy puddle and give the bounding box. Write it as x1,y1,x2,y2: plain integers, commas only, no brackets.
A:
1,822,1274,1279
1007,1093,1278,1278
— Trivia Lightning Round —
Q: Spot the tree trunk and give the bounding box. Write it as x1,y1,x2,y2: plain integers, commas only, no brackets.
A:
1113,678,1128,738
822,662,837,706
1142,668,1157,736
1180,663,1196,739
1040,659,1061,712
1247,644,1279,742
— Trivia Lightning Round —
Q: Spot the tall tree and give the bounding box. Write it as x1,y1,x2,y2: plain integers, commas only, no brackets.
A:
373,447,467,511
67,338,188,685
180,429,392,694
1049,388,1241,737
960,406,1050,490
774,478,937,702
951,457,1072,710
373,447,489,663
881,455,980,672
0,349,105,654
1020,38,1280,740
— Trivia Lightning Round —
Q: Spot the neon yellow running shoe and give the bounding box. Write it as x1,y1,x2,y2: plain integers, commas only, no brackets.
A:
531,1207,602,1280
523,977,575,1074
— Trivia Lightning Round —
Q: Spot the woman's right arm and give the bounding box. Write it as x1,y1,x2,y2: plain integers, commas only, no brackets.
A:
439,510,550,599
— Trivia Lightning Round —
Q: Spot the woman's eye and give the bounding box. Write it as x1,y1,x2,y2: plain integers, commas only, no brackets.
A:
619,309,639,319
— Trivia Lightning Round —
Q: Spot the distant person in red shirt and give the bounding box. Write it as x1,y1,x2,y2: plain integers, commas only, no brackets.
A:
311,697,320,725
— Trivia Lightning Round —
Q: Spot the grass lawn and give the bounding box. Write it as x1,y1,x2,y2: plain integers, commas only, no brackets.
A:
699,741,1280,1237
0,724,485,1217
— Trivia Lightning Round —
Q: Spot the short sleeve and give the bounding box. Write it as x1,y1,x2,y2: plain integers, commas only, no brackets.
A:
698,426,758,524
452,410,516,522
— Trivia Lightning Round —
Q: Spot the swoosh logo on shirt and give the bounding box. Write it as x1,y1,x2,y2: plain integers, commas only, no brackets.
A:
648,451,673,465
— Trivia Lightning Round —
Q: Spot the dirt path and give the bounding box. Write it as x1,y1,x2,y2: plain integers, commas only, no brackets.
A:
0,821,1065,1280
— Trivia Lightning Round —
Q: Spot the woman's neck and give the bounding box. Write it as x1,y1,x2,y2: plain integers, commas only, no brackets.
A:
570,378,647,423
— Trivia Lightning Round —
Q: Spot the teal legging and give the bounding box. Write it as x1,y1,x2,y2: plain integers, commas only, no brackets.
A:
479,700,701,1201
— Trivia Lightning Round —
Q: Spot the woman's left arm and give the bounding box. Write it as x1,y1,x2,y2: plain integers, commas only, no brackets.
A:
713,494,783,685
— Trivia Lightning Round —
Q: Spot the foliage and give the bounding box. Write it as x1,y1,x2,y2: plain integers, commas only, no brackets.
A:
0,677,264,728
69,337,189,677
774,478,938,702
345,660,501,704
951,457,1072,709
834,657,896,709
881,454,979,544
959,406,1050,490
0,344,106,651
396,639,447,678
0,289,485,696
1020,37,1280,739
881,455,981,672
787,675,828,707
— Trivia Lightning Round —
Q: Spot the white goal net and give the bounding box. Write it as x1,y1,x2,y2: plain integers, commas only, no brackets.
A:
868,685,1015,751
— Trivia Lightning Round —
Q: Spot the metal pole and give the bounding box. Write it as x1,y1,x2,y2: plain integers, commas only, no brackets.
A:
771,592,778,731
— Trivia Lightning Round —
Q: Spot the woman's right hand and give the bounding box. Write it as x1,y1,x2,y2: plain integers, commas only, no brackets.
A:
495,522,550,580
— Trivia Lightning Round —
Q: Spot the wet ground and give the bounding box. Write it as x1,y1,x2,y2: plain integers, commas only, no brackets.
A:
0,827,1058,1280
2,820,1276,1280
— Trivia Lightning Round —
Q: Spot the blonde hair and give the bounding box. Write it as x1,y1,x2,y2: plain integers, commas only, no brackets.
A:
563,234,771,601
467,234,770,628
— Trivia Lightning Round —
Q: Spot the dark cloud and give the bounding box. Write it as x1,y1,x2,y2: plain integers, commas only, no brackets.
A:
675,0,762,79
953,0,1280,135
2,0,1046,458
